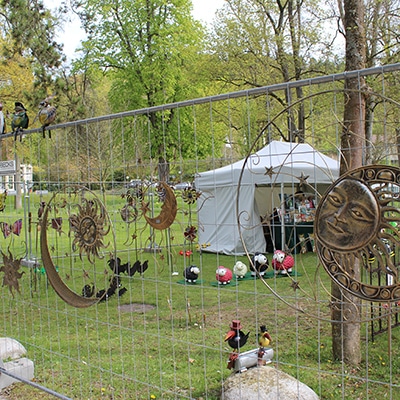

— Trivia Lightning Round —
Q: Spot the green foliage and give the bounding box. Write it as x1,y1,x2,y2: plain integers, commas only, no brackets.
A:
0,0,65,101
70,0,206,164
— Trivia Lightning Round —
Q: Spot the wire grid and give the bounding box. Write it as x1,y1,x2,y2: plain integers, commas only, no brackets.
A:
0,65,399,399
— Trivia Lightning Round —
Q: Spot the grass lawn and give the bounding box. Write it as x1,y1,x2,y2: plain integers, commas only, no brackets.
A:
0,190,398,399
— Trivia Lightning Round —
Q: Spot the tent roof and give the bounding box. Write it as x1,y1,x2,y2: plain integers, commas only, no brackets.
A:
196,141,339,188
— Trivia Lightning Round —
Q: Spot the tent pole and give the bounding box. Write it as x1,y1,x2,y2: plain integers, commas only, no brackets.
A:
280,183,285,251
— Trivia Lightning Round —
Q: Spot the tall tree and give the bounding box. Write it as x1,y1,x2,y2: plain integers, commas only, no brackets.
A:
0,0,65,102
331,0,366,365
72,0,204,181
209,0,335,146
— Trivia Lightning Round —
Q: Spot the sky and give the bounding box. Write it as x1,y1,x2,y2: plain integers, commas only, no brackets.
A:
47,0,225,61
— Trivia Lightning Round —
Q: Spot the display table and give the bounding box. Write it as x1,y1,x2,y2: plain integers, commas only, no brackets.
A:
268,221,314,253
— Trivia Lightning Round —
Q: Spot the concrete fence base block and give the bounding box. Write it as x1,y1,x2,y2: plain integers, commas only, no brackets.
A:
0,358,35,390
0,337,27,360
0,338,34,390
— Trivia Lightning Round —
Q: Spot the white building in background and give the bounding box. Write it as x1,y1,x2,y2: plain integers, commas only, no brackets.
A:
0,161,33,193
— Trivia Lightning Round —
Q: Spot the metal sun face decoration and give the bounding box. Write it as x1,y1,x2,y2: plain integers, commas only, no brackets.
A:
315,165,400,302
69,197,110,263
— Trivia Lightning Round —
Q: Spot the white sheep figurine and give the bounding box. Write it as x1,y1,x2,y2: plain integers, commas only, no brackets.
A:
233,261,248,279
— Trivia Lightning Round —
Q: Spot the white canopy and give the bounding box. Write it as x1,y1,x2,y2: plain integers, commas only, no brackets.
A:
195,141,339,255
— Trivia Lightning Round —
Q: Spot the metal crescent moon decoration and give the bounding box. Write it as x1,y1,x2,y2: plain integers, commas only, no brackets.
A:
40,197,100,308
40,187,117,308
315,165,400,302
142,182,177,230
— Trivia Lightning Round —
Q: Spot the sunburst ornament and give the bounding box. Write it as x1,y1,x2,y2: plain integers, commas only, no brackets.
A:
69,198,110,263
181,188,201,205
315,165,400,302
0,250,24,297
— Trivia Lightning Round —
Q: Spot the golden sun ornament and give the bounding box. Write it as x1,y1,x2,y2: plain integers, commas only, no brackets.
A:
69,198,110,264
315,165,400,302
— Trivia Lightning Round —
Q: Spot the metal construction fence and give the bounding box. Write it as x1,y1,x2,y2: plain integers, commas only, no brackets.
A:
0,64,399,399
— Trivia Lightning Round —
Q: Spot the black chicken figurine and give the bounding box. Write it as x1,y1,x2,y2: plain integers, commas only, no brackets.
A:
224,320,250,351
225,320,250,370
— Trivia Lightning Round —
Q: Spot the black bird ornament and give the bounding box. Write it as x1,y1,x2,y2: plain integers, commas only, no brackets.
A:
224,320,250,351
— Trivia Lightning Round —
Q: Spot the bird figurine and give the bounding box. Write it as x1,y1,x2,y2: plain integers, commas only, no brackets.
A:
10,102,29,141
224,320,250,351
258,325,272,348
37,96,56,138
0,103,5,134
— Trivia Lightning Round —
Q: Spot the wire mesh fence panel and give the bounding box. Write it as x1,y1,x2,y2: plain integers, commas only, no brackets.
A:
0,65,399,399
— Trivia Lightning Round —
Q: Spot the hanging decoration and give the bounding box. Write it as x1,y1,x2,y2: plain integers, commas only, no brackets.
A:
0,250,24,297
69,197,110,264
0,219,22,238
142,181,177,230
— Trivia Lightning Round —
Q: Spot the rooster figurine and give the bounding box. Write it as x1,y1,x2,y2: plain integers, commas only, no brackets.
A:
10,102,29,141
37,96,56,138
225,320,250,370
224,320,250,351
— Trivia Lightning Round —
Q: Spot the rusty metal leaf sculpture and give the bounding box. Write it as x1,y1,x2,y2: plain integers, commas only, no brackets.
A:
0,250,24,297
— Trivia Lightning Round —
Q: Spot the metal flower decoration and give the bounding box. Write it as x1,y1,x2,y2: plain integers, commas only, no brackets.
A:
69,198,110,263
120,204,138,223
184,225,197,242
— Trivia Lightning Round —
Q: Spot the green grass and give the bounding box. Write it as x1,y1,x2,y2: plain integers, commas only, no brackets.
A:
0,191,399,399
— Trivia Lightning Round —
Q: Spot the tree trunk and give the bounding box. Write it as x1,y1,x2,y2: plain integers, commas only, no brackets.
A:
331,0,366,365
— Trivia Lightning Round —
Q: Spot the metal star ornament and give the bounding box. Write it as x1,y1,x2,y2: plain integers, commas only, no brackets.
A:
264,167,275,178
296,172,310,186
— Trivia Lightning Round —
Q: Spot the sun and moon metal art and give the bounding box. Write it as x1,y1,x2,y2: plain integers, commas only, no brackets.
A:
315,165,400,303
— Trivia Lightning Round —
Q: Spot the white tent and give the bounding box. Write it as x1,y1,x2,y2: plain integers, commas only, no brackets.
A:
195,141,339,255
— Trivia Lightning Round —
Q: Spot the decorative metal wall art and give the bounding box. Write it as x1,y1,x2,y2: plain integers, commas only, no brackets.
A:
0,250,23,297
40,187,115,308
142,181,177,230
69,197,110,263
315,165,400,302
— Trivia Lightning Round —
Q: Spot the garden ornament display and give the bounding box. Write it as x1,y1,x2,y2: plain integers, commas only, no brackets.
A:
249,252,269,277
216,266,233,284
233,261,248,279
271,250,294,274
225,320,273,372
